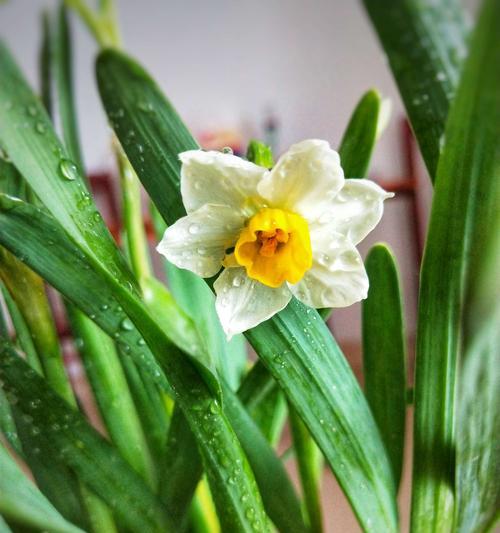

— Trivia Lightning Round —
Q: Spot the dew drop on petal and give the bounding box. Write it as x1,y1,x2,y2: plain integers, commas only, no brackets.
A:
232,275,243,287
188,223,200,235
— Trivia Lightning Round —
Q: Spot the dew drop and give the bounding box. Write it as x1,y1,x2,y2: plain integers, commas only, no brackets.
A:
188,223,200,235
120,317,134,331
137,338,146,346
35,121,46,134
27,105,37,116
221,146,233,154
59,159,78,181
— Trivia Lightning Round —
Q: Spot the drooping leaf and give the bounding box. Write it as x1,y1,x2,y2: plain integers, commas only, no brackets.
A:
362,244,407,489
0,198,270,533
0,443,84,533
0,40,135,291
411,0,500,529
362,0,469,180
96,48,399,532
0,342,171,532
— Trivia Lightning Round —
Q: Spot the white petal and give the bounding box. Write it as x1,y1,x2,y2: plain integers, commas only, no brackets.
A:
289,227,368,308
156,204,245,278
214,267,292,339
180,150,267,214
257,140,344,223
318,179,393,245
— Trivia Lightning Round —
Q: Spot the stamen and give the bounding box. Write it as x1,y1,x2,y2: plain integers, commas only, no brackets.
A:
256,229,290,257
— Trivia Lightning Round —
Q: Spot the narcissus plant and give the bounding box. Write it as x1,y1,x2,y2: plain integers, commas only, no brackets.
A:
157,140,393,337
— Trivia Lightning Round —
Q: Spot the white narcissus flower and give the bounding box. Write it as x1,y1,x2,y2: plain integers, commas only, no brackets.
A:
157,140,393,338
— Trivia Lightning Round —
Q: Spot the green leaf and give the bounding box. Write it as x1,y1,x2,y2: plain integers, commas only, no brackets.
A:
0,246,74,403
1,282,42,375
96,48,399,532
246,304,397,531
289,405,323,533
159,406,203,531
246,140,274,169
456,328,500,533
97,49,197,227
220,380,306,533
0,443,84,533
0,198,270,533
68,309,156,487
119,351,170,464
53,4,84,169
362,244,407,489
0,515,12,533
39,11,52,116
411,0,500,529
0,40,135,291
338,89,382,178
362,0,469,179
0,342,171,532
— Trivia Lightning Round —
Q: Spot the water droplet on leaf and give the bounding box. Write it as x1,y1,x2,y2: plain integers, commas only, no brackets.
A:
59,159,78,181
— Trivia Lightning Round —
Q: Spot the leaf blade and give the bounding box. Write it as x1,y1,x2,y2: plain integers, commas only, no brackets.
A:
96,48,399,532
362,0,469,179
362,244,407,489
0,443,84,533
411,0,500,529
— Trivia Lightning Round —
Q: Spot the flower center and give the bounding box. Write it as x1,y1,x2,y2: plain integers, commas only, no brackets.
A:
234,208,312,288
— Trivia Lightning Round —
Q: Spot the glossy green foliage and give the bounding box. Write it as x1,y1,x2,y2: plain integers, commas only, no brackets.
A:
362,244,407,489
411,0,500,529
0,443,84,533
96,47,398,532
339,89,382,178
0,342,171,532
362,0,469,180
0,195,269,533
0,41,135,291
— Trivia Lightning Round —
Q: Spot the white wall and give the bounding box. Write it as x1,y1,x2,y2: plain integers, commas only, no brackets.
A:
0,0,475,344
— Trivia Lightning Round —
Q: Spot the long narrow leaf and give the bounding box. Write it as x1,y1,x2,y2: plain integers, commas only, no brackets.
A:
0,342,171,532
362,0,469,179
0,41,135,290
338,88,382,178
411,0,500,529
362,244,406,489
0,197,270,533
96,48,398,532
69,309,156,486
0,443,84,533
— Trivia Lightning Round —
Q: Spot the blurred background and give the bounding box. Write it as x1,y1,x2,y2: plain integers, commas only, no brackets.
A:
0,1,478,531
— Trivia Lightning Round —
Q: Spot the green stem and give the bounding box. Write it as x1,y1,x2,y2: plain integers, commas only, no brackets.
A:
63,0,109,48
289,405,324,533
